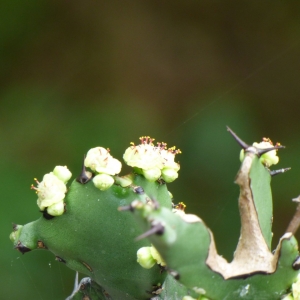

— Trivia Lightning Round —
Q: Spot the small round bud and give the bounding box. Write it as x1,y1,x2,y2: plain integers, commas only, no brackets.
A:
239,149,245,162
47,201,65,216
142,168,161,182
137,247,156,269
53,166,72,183
182,296,197,300
161,168,178,183
93,174,115,191
9,225,23,243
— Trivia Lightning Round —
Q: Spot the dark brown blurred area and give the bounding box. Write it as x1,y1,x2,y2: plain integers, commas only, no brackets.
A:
2,1,300,298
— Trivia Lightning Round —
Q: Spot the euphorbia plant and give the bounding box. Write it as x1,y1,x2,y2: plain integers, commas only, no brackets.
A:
10,128,300,299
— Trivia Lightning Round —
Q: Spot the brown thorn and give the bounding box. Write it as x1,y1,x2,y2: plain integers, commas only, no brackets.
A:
270,167,291,177
226,126,249,150
135,222,164,241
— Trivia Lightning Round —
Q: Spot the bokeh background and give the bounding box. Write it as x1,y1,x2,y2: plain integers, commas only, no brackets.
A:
2,1,300,299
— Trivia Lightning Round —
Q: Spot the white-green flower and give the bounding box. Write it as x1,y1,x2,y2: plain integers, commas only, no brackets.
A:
253,138,279,167
85,147,122,175
32,166,71,216
34,173,67,211
123,137,181,182
93,174,115,191
123,138,164,170
239,138,279,167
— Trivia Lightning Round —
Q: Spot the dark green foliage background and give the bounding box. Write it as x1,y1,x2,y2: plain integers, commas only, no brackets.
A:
2,1,300,299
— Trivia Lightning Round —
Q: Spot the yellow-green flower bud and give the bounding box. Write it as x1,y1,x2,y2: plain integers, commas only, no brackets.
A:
182,296,197,300
9,225,23,243
53,166,72,183
93,174,115,191
142,168,161,182
47,201,64,216
239,149,245,162
137,246,156,269
161,168,178,183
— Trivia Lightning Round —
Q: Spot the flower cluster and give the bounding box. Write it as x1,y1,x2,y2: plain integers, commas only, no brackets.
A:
240,137,280,167
84,147,122,191
123,136,181,182
136,245,166,269
31,166,72,216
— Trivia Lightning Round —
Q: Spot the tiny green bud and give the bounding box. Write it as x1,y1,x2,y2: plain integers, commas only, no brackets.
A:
53,166,72,183
142,168,161,182
239,149,245,162
114,175,133,187
93,174,114,191
9,225,23,243
47,201,64,216
161,168,178,183
137,246,156,269
182,296,197,300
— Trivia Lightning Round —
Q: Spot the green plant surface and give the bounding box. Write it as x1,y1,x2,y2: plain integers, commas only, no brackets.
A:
11,174,171,300
128,150,299,299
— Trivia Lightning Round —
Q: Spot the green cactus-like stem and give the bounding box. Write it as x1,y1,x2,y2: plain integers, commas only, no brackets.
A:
11,174,172,300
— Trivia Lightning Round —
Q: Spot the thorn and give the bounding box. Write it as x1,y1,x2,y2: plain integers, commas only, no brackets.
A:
15,241,31,254
270,167,291,177
168,269,180,280
76,155,93,184
133,186,144,194
293,256,300,270
118,204,134,212
55,256,66,263
135,222,165,241
256,145,285,156
12,223,18,231
226,126,249,149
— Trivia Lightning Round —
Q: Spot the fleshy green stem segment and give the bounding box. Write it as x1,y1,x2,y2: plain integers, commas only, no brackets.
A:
10,131,300,299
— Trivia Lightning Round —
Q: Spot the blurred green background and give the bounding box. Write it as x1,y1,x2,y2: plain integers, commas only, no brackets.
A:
2,1,300,299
